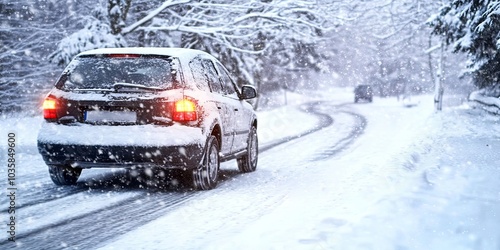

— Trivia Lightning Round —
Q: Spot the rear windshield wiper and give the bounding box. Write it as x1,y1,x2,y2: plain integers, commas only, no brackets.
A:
113,82,164,92
72,88,114,93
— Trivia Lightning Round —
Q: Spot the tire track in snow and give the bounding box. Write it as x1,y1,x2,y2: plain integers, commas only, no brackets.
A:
259,101,335,152
309,109,367,161
259,101,367,161
16,168,182,209
13,192,197,249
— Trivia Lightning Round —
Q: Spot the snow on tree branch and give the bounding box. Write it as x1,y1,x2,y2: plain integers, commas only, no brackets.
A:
126,0,337,51
49,19,127,66
121,0,191,35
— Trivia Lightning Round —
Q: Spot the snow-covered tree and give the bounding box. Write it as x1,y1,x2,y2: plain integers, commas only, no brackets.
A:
49,1,129,66
344,0,446,98
429,0,500,96
0,0,97,114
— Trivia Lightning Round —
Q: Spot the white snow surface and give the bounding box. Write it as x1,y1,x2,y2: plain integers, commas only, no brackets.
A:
38,122,203,146
1,87,499,249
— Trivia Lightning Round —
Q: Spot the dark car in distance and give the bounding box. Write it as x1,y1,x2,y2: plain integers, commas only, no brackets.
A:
354,85,373,103
37,47,258,190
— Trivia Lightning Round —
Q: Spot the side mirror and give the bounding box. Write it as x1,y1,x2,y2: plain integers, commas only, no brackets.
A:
240,85,257,100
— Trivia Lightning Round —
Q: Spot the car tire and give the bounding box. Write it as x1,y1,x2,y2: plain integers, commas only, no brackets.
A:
48,164,82,185
237,126,258,173
192,135,220,190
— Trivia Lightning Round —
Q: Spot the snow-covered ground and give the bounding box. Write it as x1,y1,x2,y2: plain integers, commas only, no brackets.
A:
1,87,499,249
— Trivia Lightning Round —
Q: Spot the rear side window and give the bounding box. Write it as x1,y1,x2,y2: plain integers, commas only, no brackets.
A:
202,59,224,94
189,58,211,91
58,56,176,90
189,57,223,93
215,62,238,98
356,85,371,92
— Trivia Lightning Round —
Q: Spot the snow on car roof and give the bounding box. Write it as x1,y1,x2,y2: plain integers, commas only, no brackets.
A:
77,47,212,59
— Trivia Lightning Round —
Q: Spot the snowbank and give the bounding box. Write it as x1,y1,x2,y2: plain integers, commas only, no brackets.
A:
468,89,500,115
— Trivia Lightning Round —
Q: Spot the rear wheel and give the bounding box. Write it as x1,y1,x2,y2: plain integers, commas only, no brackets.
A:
48,164,82,185
237,126,258,173
192,136,220,190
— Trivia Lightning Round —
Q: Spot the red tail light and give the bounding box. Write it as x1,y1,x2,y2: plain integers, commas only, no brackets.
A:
173,99,198,122
43,98,58,119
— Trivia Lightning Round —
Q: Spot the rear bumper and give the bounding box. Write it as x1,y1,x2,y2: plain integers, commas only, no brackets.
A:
37,122,206,169
37,143,203,169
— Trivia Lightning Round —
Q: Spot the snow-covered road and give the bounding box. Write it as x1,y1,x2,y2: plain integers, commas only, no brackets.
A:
1,88,499,250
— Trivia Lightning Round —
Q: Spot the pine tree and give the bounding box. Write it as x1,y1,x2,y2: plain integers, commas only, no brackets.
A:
429,0,500,95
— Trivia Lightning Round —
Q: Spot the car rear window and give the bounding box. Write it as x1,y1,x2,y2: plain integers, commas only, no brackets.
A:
356,85,371,91
58,55,177,90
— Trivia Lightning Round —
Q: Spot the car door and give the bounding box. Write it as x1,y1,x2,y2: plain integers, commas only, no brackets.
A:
214,62,251,152
198,58,236,155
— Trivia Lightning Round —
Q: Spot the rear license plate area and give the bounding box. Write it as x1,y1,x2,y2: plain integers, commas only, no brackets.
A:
84,110,137,124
